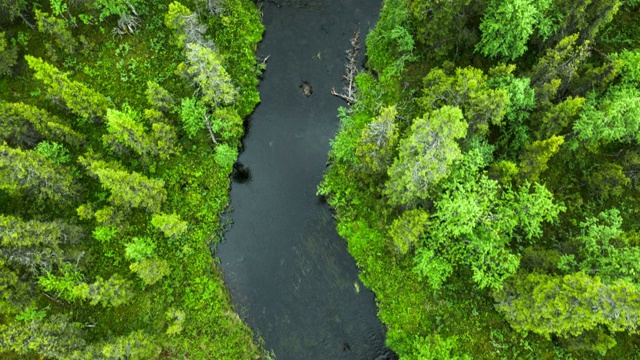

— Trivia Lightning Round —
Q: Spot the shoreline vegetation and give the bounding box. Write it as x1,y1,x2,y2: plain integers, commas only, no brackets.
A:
322,0,640,358
0,0,265,359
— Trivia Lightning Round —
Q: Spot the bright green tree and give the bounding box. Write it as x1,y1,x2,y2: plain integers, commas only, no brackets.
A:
83,159,166,213
0,144,77,202
477,0,553,60
355,105,399,173
574,85,640,148
214,143,238,170
179,97,207,138
151,213,188,238
418,67,509,136
124,237,156,262
385,106,468,206
558,209,640,284
177,43,237,107
0,101,85,147
25,56,110,121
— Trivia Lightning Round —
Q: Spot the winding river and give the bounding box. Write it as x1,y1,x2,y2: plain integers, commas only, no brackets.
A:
216,0,394,359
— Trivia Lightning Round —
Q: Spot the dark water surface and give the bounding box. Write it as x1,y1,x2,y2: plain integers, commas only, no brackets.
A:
216,0,392,359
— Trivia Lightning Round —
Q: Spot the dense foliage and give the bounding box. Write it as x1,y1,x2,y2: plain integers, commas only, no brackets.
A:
0,0,264,358
321,0,640,358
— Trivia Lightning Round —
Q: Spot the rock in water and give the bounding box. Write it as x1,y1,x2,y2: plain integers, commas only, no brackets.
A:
300,80,312,97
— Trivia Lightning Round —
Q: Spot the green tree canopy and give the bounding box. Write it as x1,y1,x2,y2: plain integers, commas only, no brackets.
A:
385,106,468,206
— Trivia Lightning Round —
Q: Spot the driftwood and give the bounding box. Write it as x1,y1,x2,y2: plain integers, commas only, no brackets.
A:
331,28,360,105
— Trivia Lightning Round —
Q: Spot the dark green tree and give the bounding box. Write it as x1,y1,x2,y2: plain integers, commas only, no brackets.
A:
0,32,18,77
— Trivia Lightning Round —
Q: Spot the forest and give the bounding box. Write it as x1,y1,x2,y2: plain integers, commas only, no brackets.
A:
0,0,265,358
319,0,640,358
4,0,640,359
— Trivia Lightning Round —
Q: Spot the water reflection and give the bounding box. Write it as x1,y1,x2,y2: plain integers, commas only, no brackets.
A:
232,162,252,184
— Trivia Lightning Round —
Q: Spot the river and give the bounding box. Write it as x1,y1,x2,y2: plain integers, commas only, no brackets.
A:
216,0,394,359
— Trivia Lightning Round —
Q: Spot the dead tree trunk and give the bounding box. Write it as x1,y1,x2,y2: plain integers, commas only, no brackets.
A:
331,28,360,105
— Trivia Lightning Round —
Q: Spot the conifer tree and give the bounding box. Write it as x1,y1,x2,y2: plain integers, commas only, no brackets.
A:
385,106,468,206
418,67,509,136
35,10,77,54
0,314,86,359
145,81,175,111
518,135,564,182
0,144,77,203
82,159,166,213
0,215,83,273
0,102,85,147
495,271,640,350
0,32,18,77
178,43,237,107
25,56,110,121
355,106,399,173
102,108,154,158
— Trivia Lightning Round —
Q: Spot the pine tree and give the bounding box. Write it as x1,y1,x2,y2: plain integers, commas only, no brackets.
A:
0,32,18,77
0,144,77,203
355,105,399,173
102,108,154,158
73,275,134,307
151,213,188,238
35,10,77,54
130,258,171,285
145,81,175,111
518,135,564,182
418,67,509,136
0,215,83,273
177,43,237,107
388,209,429,254
0,102,85,148
385,106,468,206
25,56,110,121
82,159,166,213
0,314,86,359
495,271,640,349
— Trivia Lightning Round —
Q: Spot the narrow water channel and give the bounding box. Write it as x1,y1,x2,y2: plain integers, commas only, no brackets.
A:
216,0,392,359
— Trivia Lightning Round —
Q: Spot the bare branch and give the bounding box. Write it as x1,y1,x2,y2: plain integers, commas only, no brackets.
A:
331,27,361,105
